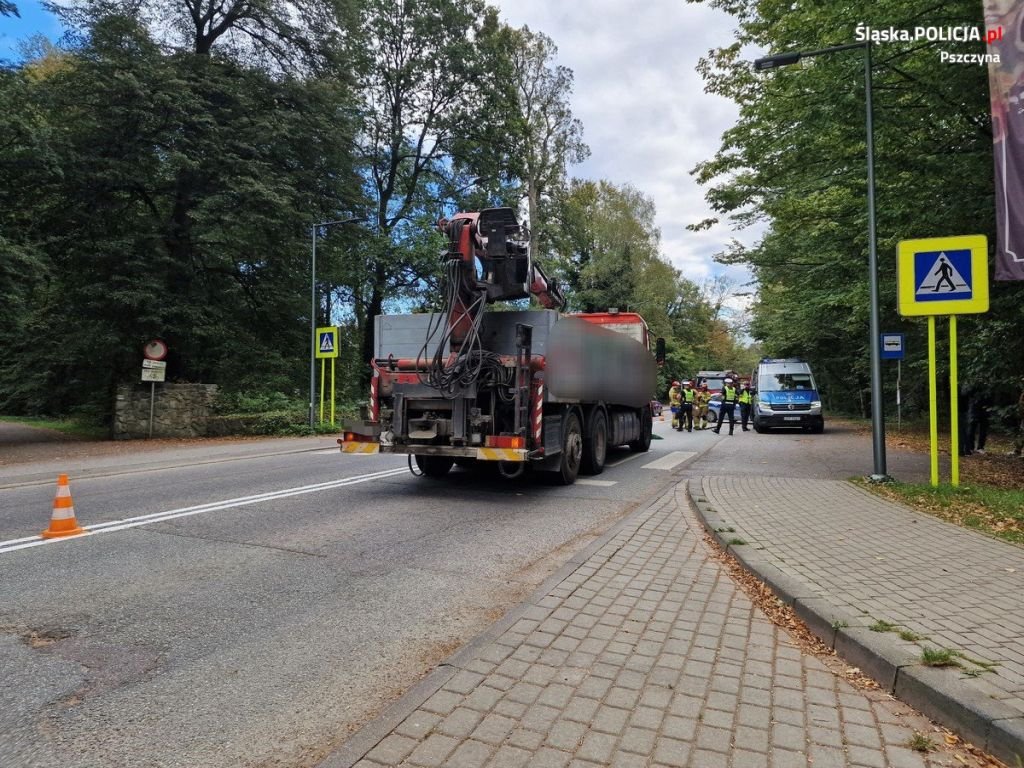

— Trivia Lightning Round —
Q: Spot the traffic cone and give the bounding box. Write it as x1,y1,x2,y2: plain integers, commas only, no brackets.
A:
41,475,85,539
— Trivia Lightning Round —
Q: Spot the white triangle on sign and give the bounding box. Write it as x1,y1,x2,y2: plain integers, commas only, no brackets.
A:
915,252,969,296
320,334,334,352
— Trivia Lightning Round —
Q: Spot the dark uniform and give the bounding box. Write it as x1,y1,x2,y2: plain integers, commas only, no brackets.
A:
967,388,991,454
738,385,752,431
713,380,738,435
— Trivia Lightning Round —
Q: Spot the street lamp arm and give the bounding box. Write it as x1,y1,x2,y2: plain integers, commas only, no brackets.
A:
754,42,866,71
751,38,887,479
315,216,368,229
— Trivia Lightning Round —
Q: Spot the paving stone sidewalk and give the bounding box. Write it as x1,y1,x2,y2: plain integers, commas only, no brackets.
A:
697,476,1024,763
325,482,963,768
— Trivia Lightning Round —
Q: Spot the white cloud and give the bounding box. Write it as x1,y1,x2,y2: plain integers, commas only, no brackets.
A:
492,0,759,292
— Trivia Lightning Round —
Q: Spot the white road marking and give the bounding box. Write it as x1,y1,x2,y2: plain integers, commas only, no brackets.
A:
314,449,342,455
642,451,696,471
605,453,646,468
0,466,408,556
575,479,617,487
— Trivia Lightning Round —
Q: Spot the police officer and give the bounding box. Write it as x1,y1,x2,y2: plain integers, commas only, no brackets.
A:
738,382,752,431
668,380,682,431
681,380,696,432
713,377,738,435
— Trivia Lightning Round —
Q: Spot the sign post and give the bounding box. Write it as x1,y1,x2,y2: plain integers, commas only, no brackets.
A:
141,340,168,439
897,235,989,486
880,333,905,431
315,327,339,425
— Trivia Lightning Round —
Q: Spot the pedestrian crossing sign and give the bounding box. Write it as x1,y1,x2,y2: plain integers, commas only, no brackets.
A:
897,235,988,316
316,326,338,358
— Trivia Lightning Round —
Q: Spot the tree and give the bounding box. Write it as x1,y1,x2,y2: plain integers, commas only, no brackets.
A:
506,26,589,259
347,0,506,370
691,0,1024,415
0,10,361,418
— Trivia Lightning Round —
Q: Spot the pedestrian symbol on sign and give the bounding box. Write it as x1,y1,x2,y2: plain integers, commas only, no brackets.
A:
319,333,334,353
914,249,972,301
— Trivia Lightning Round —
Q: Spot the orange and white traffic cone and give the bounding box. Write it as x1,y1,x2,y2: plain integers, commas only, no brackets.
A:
41,474,85,539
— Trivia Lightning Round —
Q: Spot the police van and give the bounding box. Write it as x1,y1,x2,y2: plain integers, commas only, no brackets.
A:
751,358,824,433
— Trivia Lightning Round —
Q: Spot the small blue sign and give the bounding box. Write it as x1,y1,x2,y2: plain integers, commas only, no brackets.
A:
319,332,335,353
881,333,904,360
913,249,972,302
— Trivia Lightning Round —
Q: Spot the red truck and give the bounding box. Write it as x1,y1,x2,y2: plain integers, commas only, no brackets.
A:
341,208,662,485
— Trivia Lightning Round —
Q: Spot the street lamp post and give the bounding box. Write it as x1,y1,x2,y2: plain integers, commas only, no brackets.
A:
754,41,888,481
310,217,366,428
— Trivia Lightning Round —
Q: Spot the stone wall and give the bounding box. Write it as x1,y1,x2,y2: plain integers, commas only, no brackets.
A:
114,383,219,439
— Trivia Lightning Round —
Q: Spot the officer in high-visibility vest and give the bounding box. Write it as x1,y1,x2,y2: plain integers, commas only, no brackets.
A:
713,377,738,435
680,380,696,432
668,381,682,430
738,383,753,432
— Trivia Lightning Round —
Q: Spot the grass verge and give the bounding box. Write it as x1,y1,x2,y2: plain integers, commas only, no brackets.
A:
859,480,1024,547
0,415,107,440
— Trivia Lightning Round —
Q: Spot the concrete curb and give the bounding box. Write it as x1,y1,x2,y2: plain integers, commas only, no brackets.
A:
688,479,1024,766
318,475,680,768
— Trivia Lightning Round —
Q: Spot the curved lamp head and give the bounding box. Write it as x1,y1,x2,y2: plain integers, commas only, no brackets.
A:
753,52,802,71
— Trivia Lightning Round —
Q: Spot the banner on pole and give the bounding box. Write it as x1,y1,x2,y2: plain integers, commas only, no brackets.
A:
986,1,1024,281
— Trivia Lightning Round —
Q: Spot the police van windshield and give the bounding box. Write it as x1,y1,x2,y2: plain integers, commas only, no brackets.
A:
759,365,815,392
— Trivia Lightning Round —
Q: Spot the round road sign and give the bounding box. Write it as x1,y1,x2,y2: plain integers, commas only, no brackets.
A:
143,339,168,361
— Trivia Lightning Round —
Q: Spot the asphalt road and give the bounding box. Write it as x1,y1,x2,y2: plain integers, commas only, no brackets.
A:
0,420,710,768
0,419,937,768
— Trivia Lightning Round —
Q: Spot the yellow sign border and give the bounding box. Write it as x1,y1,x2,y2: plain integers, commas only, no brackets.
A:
315,326,339,359
896,235,989,316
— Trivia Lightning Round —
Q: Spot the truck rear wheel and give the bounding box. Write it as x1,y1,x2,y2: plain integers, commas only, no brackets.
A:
581,409,607,475
555,411,582,485
414,455,454,478
629,406,652,452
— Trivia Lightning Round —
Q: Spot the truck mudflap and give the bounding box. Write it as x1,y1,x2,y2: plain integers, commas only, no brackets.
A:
339,441,527,462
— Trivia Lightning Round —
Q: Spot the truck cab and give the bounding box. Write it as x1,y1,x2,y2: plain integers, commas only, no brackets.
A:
751,358,824,433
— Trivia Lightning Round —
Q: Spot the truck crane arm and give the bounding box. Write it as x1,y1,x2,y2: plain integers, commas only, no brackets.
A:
417,208,564,398
438,208,564,311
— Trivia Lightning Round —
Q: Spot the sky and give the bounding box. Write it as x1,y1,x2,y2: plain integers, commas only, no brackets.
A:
0,1,62,58
0,0,757,299
491,0,757,298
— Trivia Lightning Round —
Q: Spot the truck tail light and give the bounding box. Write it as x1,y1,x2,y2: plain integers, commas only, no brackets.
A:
485,435,524,449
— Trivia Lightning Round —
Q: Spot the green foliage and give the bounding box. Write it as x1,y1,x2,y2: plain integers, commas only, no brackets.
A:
0,11,360,421
692,0,1024,417
0,0,754,428
208,389,360,435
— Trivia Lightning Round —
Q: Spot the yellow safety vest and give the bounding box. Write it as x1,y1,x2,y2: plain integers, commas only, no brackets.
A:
683,389,695,403
722,385,737,403
739,390,751,404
